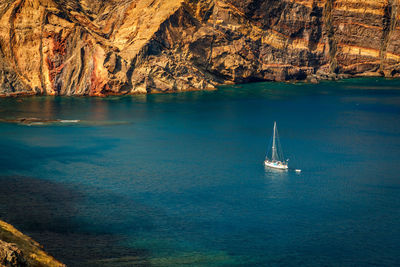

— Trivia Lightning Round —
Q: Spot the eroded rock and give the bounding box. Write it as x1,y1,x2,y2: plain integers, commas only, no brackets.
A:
0,240,26,267
0,0,399,96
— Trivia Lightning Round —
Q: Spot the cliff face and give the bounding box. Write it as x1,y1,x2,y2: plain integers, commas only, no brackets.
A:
0,0,399,96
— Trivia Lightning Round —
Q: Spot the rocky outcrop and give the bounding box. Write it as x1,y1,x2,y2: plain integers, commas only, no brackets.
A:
0,0,399,96
0,240,26,266
0,220,64,266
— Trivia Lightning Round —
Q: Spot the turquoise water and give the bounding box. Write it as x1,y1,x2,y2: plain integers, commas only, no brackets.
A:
0,78,400,266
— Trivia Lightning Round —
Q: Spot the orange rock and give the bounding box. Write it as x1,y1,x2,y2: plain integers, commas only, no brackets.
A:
0,0,399,96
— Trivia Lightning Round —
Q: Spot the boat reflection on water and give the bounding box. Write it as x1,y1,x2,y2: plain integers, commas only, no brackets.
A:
263,165,288,200
264,164,288,179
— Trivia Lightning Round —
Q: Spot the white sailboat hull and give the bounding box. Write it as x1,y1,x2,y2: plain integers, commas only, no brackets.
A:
264,160,288,170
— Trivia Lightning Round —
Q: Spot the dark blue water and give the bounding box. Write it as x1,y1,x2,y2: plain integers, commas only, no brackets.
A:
1,78,400,266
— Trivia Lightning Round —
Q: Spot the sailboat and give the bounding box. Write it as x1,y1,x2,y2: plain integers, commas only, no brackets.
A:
264,122,288,170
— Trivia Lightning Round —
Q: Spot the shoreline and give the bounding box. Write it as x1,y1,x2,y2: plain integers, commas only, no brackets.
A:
0,74,397,98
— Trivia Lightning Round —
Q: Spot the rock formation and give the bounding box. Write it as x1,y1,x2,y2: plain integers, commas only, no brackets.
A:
0,240,26,266
0,0,399,96
0,220,64,266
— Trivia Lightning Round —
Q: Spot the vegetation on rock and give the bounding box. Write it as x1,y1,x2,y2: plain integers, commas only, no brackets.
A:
0,220,64,267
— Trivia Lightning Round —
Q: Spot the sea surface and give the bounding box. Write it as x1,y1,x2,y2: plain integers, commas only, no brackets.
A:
0,78,400,266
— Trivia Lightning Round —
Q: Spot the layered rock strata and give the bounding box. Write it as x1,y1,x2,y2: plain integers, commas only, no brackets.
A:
0,0,399,96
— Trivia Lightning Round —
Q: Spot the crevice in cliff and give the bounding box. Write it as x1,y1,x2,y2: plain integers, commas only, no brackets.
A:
246,0,264,19
206,3,217,71
380,0,398,73
0,41,4,58
77,46,86,90
323,0,338,73
46,31,68,95
308,1,323,51
39,10,48,95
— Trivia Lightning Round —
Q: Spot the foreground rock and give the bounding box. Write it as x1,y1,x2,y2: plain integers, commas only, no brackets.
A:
0,0,400,96
0,220,64,267
0,240,26,266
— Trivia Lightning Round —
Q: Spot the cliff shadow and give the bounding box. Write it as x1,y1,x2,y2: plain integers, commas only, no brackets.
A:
0,176,152,266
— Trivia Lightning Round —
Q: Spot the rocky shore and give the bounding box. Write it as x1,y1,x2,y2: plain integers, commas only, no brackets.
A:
0,117,80,126
0,220,64,267
0,0,399,97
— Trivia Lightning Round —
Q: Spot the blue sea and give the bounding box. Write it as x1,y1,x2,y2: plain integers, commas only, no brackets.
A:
0,78,399,266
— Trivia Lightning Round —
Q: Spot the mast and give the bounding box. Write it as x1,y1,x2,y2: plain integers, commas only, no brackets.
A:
272,121,277,161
